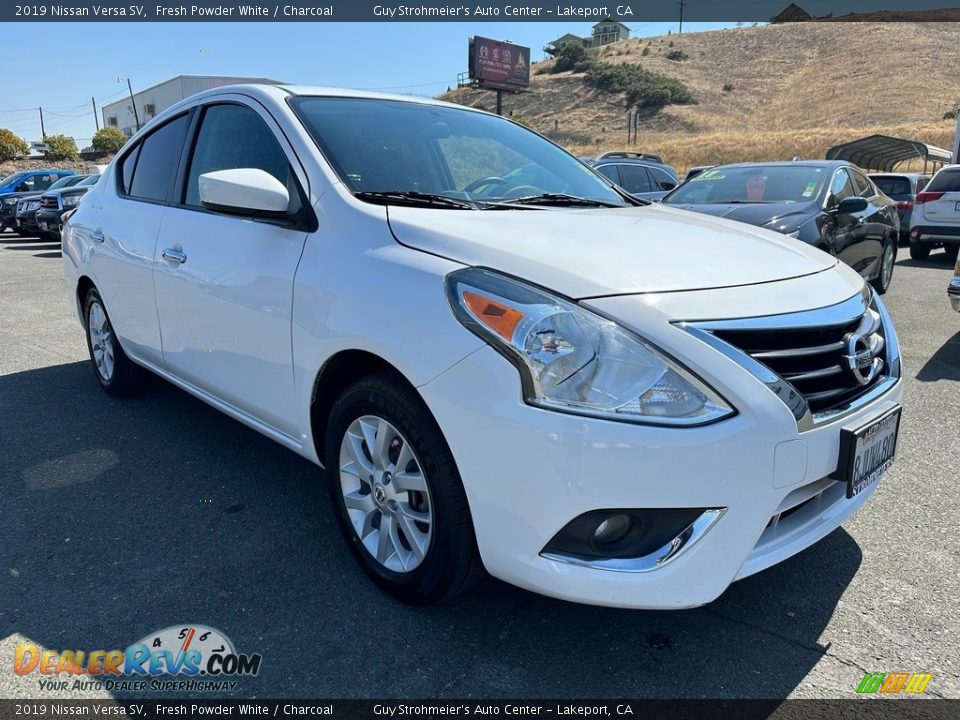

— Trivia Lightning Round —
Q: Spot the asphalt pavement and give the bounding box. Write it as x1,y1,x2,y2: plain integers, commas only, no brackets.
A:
1,228,958,700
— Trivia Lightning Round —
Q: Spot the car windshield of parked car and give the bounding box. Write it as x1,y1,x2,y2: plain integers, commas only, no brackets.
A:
871,176,911,196
290,97,626,207
665,165,828,205
77,175,100,186
0,172,26,187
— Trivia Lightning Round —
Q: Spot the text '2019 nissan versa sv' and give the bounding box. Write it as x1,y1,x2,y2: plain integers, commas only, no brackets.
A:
63,85,903,608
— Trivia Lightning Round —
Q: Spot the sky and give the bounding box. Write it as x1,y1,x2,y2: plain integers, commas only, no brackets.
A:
0,21,737,143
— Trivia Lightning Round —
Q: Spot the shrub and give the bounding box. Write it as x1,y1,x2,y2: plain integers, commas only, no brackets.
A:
641,47,651,56
588,62,695,111
545,43,590,73
665,50,689,61
92,127,127,153
0,129,29,161
723,83,735,93
943,109,957,121
44,134,79,161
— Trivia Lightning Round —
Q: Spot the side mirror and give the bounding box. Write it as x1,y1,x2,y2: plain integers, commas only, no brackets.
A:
199,168,289,215
835,197,868,214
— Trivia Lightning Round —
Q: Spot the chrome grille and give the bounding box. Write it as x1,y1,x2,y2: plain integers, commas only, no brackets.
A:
40,195,59,210
682,288,899,428
710,305,885,413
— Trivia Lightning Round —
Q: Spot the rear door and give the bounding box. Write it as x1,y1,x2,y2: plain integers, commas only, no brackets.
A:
153,98,310,437
919,167,960,224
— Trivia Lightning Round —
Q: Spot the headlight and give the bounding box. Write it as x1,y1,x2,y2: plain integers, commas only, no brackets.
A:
446,268,734,426
2,197,18,207
62,195,81,207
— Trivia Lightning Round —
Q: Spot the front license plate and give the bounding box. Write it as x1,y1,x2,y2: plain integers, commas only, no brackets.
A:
838,407,901,498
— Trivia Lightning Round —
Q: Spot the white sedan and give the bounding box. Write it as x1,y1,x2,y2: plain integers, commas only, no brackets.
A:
63,84,903,608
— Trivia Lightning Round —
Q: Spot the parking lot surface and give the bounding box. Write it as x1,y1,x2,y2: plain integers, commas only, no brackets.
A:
1,229,958,699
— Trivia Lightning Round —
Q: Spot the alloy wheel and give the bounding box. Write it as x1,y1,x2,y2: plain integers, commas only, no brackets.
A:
88,301,115,381
881,243,895,290
338,415,433,573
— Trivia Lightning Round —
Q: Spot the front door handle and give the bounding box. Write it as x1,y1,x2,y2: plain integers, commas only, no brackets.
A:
161,248,187,264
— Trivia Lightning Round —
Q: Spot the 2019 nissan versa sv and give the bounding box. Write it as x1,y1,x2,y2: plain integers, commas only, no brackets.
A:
63,85,903,608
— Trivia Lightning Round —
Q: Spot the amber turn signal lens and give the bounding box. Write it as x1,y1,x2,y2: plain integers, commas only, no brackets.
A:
462,291,525,342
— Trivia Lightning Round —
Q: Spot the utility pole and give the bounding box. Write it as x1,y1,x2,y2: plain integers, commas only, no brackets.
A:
39,107,46,139
952,103,960,164
678,0,685,35
92,97,100,132
120,77,141,132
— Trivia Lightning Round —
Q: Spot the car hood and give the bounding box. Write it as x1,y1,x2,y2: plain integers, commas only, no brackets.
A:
665,201,817,232
386,203,836,298
2,190,44,201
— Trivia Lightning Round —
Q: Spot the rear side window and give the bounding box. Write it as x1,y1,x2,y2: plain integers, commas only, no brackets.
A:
926,169,960,193
872,176,910,196
648,166,678,191
184,103,291,208
127,114,190,202
618,165,653,194
850,171,873,198
118,144,141,195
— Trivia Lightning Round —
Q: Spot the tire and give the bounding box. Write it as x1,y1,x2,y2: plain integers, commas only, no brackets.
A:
324,372,483,605
944,244,959,262
82,288,150,396
909,241,930,261
871,239,895,295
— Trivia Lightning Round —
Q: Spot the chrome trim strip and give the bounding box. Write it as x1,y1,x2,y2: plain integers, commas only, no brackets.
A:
754,341,845,359
540,508,726,573
689,285,870,331
783,365,844,382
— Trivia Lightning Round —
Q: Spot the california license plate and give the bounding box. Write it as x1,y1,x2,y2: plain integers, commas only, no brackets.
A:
838,407,901,498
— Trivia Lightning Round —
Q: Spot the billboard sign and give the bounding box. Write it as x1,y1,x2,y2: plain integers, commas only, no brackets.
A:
469,36,530,91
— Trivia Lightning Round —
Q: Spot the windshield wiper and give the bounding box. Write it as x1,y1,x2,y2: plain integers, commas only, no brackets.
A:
355,191,478,210
483,193,624,209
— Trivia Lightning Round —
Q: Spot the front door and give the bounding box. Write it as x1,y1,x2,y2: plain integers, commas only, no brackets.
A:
153,100,310,437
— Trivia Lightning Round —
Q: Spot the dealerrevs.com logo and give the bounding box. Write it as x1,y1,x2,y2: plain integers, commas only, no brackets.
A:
14,625,262,692
856,672,933,695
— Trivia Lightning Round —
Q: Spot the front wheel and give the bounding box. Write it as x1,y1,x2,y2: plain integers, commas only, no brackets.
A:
871,240,895,294
83,288,150,396
324,373,483,605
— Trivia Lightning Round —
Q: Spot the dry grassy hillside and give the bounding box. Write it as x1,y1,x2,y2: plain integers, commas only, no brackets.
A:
442,22,960,172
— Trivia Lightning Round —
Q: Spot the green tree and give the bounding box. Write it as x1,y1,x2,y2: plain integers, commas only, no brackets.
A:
44,134,79,161
551,43,590,73
0,129,30,162
91,126,127,153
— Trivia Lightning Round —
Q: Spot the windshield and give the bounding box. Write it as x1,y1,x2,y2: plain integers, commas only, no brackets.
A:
665,165,827,205
78,174,100,186
0,172,26,187
290,97,626,207
49,175,82,190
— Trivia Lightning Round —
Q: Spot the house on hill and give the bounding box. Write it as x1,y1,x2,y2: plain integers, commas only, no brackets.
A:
544,19,630,56
771,3,812,22
591,18,631,46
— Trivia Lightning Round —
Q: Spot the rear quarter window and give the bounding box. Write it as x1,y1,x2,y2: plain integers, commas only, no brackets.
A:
926,169,960,193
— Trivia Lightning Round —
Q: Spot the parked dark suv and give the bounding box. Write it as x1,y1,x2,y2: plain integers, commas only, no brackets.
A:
869,172,930,245
1,174,90,234
35,174,100,240
588,152,680,201
662,161,900,293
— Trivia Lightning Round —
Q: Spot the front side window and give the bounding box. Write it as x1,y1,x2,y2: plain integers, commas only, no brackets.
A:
184,103,292,208
827,169,855,208
618,165,653,194
127,114,190,202
290,97,625,206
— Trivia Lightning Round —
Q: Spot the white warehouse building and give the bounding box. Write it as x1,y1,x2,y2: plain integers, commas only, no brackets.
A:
101,75,283,136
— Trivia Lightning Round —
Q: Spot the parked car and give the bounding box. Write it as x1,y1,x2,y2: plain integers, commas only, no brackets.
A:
0,169,75,198
949,258,960,312
908,164,960,261
589,156,680,201
869,172,930,245
35,174,100,240
14,196,43,236
662,161,900,293
64,85,902,609
684,165,713,182
1,174,91,234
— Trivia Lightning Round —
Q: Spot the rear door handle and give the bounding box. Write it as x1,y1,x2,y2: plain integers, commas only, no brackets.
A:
161,248,187,264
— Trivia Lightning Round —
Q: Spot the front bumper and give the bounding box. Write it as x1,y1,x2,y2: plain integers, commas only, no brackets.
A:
419,345,902,610
35,208,63,235
949,278,960,312
15,209,40,232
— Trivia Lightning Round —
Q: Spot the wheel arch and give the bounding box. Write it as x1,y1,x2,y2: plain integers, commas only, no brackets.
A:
76,275,96,326
309,349,421,465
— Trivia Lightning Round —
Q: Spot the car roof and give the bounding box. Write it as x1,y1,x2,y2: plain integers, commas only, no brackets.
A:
712,160,849,169
868,172,930,178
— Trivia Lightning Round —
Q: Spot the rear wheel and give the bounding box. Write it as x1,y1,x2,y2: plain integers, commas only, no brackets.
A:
871,239,896,294
324,373,483,605
83,288,151,396
944,244,959,262
909,241,930,261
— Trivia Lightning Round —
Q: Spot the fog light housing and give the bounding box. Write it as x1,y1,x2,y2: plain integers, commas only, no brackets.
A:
594,514,633,545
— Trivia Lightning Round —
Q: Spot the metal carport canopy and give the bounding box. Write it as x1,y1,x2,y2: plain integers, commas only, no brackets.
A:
825,134,952,172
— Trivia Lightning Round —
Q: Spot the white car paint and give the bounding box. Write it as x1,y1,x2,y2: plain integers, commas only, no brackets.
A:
63,84,903,608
